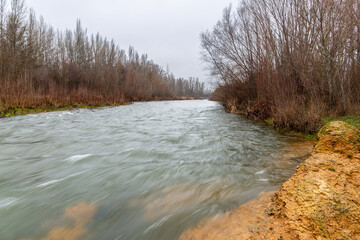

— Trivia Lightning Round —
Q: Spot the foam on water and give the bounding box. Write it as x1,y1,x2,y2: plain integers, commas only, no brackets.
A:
36,178,65,188
64,154,93,163
255,170,266,175
36,171,88,188
0,197,18,209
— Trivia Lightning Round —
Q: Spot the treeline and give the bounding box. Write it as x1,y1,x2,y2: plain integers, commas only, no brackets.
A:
170,76,206,98
0,0,206,111
203,0,360,133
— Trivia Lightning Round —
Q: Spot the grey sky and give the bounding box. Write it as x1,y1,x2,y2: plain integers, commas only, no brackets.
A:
26,0,237,83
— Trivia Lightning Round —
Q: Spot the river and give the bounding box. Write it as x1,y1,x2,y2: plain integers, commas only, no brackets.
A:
0,100,312,240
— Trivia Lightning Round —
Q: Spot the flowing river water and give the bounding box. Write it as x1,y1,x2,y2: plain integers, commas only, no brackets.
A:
0,100,313,240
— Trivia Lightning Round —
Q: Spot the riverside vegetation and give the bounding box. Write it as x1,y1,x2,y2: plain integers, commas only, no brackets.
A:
0,0,207,117
203,0,360,134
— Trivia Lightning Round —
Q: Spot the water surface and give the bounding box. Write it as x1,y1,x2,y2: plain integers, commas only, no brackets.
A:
0,100,312,240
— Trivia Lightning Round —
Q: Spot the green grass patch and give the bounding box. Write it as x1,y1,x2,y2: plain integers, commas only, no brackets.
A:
264,119,274,125
290,131,318,140
322,115,360,130
265,118,317,140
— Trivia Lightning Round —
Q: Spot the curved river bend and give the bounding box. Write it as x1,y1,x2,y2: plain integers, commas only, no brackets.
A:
0,100,312,240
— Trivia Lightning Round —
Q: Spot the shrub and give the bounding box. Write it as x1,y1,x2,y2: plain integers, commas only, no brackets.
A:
273,99,325,134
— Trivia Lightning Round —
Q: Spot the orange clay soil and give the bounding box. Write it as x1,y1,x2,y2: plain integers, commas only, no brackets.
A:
180,121,360,240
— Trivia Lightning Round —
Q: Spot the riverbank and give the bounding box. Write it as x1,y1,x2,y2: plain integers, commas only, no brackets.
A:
222,101,360,139
0,97,204,118
0,104,116,118
180,121,360,239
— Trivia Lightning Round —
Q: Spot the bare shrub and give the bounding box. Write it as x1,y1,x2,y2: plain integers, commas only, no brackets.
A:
273,100,326,134
245,101,272,120
204,0,360,132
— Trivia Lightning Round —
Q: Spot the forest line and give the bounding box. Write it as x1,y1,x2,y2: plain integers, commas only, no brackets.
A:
203,0,360,133
0,0,207,116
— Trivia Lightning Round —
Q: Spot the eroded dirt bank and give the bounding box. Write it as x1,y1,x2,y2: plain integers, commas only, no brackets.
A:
180,121,360,240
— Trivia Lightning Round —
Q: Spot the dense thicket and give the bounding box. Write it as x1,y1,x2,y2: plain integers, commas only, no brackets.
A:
0,0,205,112
203,0,360,133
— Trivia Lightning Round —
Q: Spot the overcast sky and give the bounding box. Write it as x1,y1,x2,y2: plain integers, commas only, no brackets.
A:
26,0,238,84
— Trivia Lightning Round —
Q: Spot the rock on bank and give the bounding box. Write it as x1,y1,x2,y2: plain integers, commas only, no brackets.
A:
180,121,360,240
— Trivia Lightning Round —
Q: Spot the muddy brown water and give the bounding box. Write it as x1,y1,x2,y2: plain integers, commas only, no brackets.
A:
0,100,313,240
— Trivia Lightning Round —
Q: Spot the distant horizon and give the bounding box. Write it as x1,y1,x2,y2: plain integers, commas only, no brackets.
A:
27,0,238,85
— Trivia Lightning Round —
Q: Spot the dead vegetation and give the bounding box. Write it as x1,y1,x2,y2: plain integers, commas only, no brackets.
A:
0,0,206,114
203,0,360,133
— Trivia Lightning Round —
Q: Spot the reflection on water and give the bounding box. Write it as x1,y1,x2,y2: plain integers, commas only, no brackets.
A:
131,180,241,221
0,100,313,240
40,202,97,240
